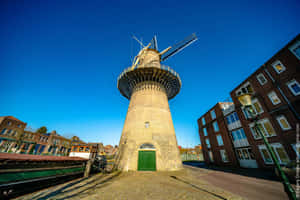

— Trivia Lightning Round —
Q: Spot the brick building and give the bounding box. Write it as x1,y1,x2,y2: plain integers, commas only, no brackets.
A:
198,103,239,167
0,116,78,156
230,34,300,169
198,34,300,169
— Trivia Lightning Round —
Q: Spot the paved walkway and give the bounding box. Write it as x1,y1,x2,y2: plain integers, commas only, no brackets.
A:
184,163,294,200
16,167,242,200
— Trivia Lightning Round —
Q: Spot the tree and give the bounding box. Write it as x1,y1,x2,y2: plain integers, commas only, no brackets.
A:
36,126,47,134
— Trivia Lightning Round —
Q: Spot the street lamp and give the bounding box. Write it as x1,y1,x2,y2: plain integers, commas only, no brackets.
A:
237,91,296,200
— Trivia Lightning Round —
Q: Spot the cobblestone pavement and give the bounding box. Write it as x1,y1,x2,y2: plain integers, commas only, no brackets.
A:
184,164,294,200
16,166,242,200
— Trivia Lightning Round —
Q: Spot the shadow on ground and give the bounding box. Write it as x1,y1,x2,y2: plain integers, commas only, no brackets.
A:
28,171,121,200
183,161,281,182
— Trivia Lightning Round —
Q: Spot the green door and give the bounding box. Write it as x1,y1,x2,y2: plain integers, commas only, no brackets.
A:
138,151,156,171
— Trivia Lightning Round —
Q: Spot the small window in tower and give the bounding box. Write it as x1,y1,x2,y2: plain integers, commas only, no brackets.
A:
145,121,150,128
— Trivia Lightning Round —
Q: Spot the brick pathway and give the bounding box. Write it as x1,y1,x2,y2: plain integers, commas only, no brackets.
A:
16,167,242,200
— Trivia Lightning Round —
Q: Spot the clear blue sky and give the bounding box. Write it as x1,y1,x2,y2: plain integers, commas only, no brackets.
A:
1,0,299,147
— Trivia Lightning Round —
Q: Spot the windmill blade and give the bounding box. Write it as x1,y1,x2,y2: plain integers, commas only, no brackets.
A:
161,33,197,61
132,35,145,48
150,35,158,50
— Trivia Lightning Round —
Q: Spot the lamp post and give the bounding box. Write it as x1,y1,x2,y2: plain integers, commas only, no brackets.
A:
237,92,296,200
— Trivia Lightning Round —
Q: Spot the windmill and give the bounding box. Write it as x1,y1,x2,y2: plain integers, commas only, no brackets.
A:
130,33,197,70
115,33,197,171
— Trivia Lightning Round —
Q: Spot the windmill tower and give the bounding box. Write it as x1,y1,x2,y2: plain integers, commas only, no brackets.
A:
115,34,197,171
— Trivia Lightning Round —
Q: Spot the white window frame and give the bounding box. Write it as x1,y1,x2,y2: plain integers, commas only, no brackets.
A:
210,110,216,120
271,60,286,74
267,91,281,105
205,138,211,148
289,40,300,60
292,144,300,158
208,150,214,162
256,73,267,85
287,79,300,96
220,149,229,162
252,98,264,114
203,128,208,136
276,115,291,130
249,118,276,139
213,121,219,132
216,134,224,146
259,143,290,165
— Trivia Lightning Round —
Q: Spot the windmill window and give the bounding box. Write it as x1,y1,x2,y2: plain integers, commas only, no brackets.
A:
145,121,150,128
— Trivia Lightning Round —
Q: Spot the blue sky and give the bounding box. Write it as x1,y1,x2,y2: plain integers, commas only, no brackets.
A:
1,0,299,147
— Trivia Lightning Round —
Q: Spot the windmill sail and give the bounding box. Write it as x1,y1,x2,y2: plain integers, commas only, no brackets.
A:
161,33,197,61
150,35,158,50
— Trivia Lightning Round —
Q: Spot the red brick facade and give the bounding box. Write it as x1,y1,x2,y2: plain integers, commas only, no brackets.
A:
198,103,239,167
198,34,300,169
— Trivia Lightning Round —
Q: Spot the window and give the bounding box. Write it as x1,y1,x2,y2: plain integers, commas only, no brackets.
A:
242,108,250,119
231,128,246,141
236,82,254,96
18,124,22,128
208,151,214,162
236,148,255,160
203,128,208,136
144,121,150,128
249,118,276,139
6,129,12,135
252,98,264,114
289,40,300,60
205,138,210,148
268,91,281,105
202,117,206,125
79,147,84,152
12,131,17,137
213,121,219,132
226,112,239,125
220,150,229,162
276,115,291,130
272,60,286,74
7,121,12,126
210,110,216,120
287,79,300,96
216,135,224,146
257,73,267,85
292,144,300,158
259,143,289,165
0,128,7,135
242,149,250,159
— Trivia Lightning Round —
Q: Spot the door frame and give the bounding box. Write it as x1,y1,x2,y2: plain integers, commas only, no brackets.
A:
137,149,156,171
